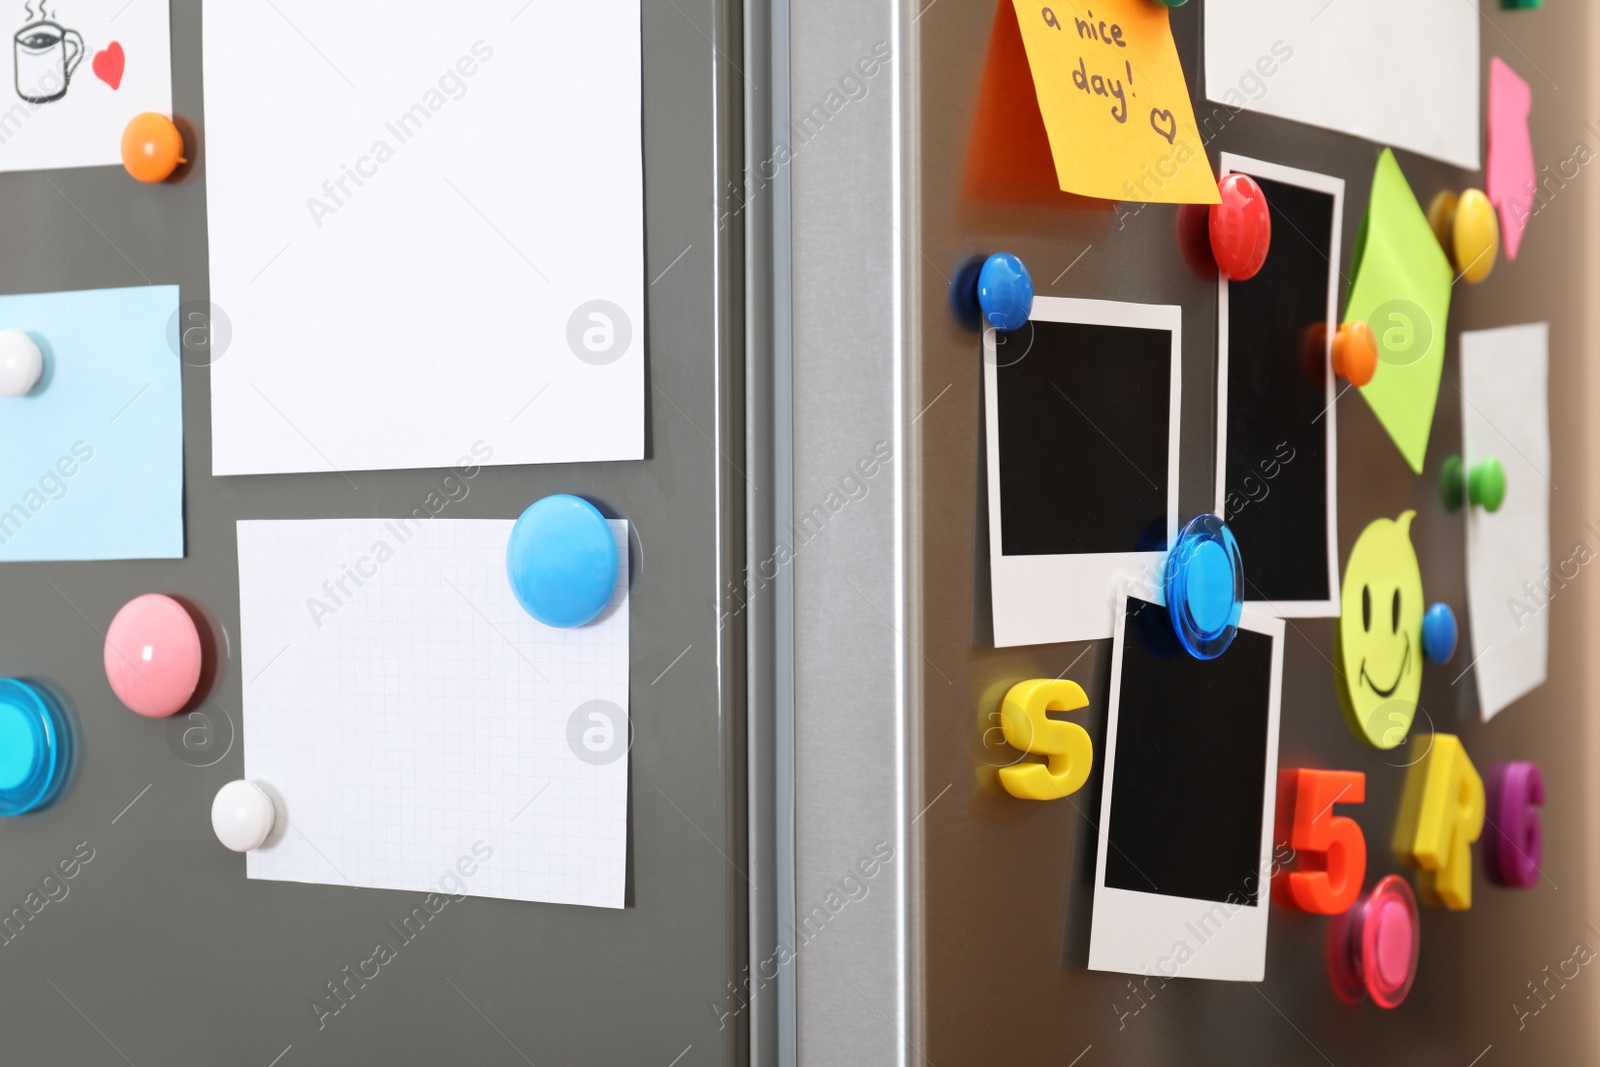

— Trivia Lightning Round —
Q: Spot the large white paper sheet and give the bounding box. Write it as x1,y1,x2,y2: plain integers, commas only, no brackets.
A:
204,2,643,475
1461,324,1550,721
1203,0,1479,170
239,519,630,909
0,0,172,172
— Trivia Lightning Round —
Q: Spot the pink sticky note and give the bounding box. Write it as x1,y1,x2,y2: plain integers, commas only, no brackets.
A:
1486,57,1535,261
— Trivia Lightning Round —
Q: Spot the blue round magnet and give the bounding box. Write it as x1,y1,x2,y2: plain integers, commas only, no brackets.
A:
0,679,70,816
976,252,1034,332
507,495,619,628
1422,603,1458,664
1164,515,1244,660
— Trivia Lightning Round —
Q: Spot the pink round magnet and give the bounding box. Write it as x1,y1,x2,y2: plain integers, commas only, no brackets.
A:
104,594,202,719
1327,875,1420,1009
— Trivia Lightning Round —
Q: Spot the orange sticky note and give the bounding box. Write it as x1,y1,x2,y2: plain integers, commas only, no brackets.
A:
1009,0,1218,204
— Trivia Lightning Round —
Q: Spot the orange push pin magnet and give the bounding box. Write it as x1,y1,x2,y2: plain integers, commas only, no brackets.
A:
1332,321,1378,386
121,112,186,183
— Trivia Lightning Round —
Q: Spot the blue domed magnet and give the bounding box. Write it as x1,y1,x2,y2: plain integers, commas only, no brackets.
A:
976,252,1034,332
0,679,70,816
1422,603,1458,664
506,495,619,628
1164,515,1244,660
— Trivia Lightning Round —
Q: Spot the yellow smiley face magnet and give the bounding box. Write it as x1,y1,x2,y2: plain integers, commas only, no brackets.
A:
1335,512,1425,749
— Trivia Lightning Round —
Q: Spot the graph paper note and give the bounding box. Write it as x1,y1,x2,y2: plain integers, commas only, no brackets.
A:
238,518,629,909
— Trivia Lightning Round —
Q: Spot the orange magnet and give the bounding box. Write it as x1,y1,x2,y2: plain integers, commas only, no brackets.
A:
1273,769,1367,915
121,112,186,183
1332,321,1378,387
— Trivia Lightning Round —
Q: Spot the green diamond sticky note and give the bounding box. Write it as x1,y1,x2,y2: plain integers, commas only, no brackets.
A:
1344,149,1454,474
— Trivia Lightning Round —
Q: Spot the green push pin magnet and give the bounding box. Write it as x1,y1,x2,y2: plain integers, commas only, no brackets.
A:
1470,458,1508,512
1441,455,1506,513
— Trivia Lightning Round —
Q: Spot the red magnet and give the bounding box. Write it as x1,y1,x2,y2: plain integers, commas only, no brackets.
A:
1327,875,1420,1009
1484,761,1544,888
1209,173,1272,281
1273,769,1367,915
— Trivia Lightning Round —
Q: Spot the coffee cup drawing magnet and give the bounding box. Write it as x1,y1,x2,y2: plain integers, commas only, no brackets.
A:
1335,512,1425,749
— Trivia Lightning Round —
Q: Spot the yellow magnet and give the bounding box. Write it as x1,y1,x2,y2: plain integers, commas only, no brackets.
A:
1335,512,1425,749
1427,188,1499,284
995,678,1094,801
1391,733,1485,910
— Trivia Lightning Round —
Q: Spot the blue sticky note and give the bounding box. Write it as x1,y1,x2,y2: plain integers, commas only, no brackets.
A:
0,286,183,561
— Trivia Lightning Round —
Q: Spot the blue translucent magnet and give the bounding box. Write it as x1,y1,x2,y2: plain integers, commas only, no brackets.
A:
1164,515,1244,660
976,252,1034,332
1422,603,1458,664
506,495,619,629
0,679,70,816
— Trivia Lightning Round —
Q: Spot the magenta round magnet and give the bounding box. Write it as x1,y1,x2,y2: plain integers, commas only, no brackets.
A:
1485,761,1544,888
104,594,203,718
1327,874,1420,1009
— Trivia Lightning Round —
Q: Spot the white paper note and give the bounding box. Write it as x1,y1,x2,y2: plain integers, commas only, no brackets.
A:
1461,324,1549,721
239,519,629,909
204,1,643,475
0,0,172,172
1203,0,1478,170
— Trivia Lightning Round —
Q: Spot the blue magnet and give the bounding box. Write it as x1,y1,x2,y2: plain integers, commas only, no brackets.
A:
1164,515,1244,660
507,495,619,628
0,679,70,816
1422,603,1458,664
976,252,1034,332
948,255,986,330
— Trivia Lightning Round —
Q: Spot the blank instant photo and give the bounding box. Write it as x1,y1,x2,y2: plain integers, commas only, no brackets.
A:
985,298,1181,646
1215,155,1343,617
1088,587,1285,982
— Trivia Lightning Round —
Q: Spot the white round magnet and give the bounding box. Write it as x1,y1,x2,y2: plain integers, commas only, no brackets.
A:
0,330,41,398
211,780,276,852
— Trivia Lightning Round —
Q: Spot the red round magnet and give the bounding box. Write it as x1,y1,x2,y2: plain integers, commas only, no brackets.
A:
1209,173,1272,281
1327,875,1420,1009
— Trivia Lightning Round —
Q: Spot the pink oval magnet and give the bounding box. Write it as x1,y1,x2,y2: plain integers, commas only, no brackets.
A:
1485,761,1544,888
104,594,202,719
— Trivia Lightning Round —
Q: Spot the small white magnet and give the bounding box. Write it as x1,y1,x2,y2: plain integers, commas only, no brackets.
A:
0,331,41,398
212,780,276,852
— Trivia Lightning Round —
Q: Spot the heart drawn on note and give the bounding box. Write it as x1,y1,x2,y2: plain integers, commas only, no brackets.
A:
92,41,124,90
1149,108,1177,145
